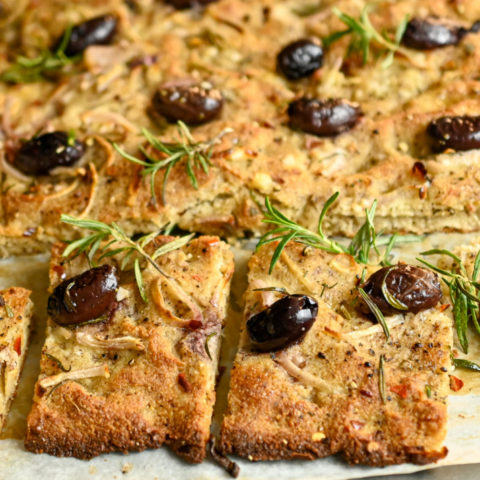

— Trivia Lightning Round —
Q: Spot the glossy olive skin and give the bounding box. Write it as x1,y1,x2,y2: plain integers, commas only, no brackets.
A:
13,131,86,176
152,84,223,125
277,39,324,80
55,15,118,56
427,115,480,152
288,98,362,137
165,0,217,8
47,265,118,326
402,18,467,50
360,265,442,317
247,294,318,352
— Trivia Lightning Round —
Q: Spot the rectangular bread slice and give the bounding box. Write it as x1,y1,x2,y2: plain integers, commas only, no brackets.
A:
4,1,480,258
25,236,233,462
220,242,452,466
0,287,33,431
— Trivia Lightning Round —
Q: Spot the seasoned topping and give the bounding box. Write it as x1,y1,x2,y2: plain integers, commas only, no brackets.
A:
13,131,85,176
165,0,217,9
360,264,442,317
152,83,223,125
277,38,323,80
288,98,362,137
247,294,318,352
47,265,118,326
54,14,118,57
402,17,467,50
427,115,480,152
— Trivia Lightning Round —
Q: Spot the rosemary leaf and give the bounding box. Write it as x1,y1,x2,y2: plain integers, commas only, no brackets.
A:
0,26,79,84
205,332,218,361
324,7,410,68
358,288,390,340
113,122,232,206
453,358,480,372
5,304,14,318
418,249,480,354
379,354,386,404
134,258,147,302
425,384,432,398
258,193,420,274
60,214,192,302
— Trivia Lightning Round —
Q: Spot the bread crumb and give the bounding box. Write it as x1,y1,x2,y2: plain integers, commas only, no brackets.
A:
88,466,97,474
312,432,326,442
122,463,133,474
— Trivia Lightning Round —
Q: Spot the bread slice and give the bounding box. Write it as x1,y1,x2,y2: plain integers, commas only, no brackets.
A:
220,242,451,466
0,287,33,431
3,1,480,257
25,236,233,462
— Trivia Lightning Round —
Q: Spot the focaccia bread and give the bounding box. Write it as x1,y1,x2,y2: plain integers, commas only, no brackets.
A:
0,287,33,431
220,242,452,465
25,236,233,462
3,1,480,256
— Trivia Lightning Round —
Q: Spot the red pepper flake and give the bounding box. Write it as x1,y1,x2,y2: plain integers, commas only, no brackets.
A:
14,336,22,356
178,373,192,393
450,375,464,392
412,161,427,180
192,274,202,282
419,185,428,200
437,303,451,312
188,319,203,330
390,384,409,399
359,389,373,398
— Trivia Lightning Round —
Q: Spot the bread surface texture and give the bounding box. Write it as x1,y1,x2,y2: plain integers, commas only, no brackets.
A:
25,237,234,462
220,243,452,466
0,287,33,431
3,1,480,255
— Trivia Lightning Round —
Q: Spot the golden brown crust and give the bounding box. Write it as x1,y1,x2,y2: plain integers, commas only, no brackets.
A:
25,236,233,462
0,287,33,431
220,243,451,466
3,1,480,255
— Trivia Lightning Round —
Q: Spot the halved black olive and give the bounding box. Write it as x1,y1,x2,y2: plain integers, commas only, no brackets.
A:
360,264,442,317
54,14,118,57
402,17,467,50
13,131,86,176
247,294,318,352
277,38,324,80
165,0,217,8
427,115,480,152
288,98,362,137
47,265,118,326
152,83,223,125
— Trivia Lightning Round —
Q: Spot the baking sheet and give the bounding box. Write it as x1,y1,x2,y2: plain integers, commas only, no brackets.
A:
0,234,479,480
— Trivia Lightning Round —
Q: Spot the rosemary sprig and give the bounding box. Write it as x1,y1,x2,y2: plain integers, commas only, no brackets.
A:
418,249,480,354
358,287,390,340
61,215,194,302
0,26,79,84
323,7,410,68
113,121,232,206
257,192,420,274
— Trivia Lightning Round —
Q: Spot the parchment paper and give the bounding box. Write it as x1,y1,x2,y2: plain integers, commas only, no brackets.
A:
0,234,478,480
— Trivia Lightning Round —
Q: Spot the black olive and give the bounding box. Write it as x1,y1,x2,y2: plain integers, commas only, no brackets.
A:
152,83,223,125
247,294,318,352
427,115,480,152
360,264,442,317
402,17,467,50
47,265,118,326
54,14,118,57
288,98,362,137
13,131,86,176
277,38,324,80
165,0,217,8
